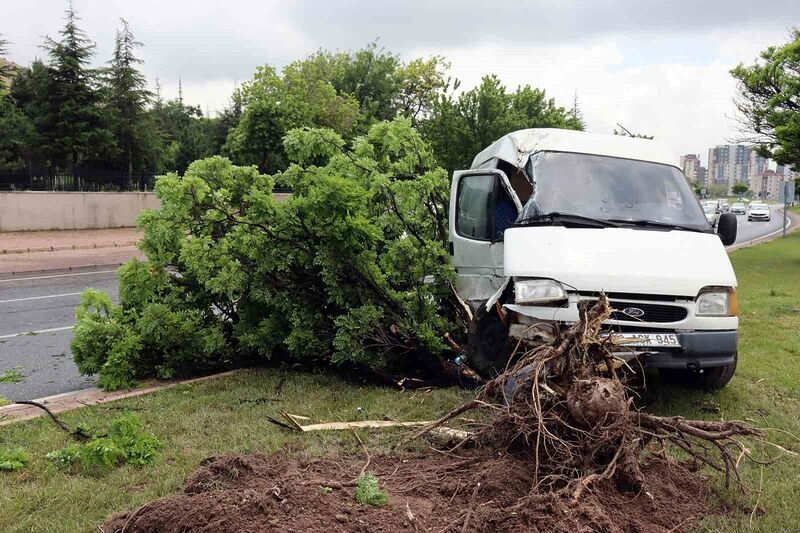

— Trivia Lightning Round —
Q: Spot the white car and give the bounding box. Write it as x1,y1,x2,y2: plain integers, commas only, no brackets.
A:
703,200,720,213
450,129,739,389
747,203,771,222
703,203,720,228
730,203,746,215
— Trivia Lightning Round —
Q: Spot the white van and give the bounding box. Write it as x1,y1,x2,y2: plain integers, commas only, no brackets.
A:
449,129,739,389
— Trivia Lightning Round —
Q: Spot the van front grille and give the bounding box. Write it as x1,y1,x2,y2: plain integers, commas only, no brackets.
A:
608,301,687,323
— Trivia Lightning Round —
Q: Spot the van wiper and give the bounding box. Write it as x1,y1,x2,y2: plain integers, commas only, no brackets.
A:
607,218,706,233
516,211,620,228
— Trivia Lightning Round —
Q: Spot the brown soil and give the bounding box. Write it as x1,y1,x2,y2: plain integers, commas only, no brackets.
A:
103,449,711,532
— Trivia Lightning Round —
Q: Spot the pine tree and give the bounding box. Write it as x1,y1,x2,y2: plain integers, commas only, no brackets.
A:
40,3,111,175
0,34,11,84
105,18,152,176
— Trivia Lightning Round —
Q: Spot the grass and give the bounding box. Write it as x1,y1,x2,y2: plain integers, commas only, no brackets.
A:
0,232,799,531
0,367,25,384
0,371,469,532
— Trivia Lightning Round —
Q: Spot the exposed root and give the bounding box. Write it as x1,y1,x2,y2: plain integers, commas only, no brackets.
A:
408,295,768,500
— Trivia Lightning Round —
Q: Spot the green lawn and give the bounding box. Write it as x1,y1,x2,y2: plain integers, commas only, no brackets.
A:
1,232,799,532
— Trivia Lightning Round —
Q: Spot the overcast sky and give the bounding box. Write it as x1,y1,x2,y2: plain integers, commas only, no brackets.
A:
4,0,800,165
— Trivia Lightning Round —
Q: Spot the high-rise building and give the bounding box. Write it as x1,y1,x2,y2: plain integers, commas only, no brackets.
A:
708,144,767,194
708,145,730,187
697,166,707,184
748,150,768,181
680,154,701,182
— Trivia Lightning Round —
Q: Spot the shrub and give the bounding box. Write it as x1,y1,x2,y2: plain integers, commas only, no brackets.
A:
47,414,161,471
72,118,463,389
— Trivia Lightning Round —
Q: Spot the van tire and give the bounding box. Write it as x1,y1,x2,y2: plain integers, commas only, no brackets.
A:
658,357,737,390
466,303,510,377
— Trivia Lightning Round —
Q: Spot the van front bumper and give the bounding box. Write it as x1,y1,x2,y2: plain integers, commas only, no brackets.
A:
505,299,738,369
640,330,737,369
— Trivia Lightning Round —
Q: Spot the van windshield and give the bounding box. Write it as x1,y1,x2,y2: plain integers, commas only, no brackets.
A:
518,152,710,231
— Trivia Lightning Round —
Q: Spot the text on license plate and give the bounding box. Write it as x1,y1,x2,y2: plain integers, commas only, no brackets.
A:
607,333,681,348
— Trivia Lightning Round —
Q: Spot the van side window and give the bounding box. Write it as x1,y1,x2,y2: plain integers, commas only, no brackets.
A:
456,174,495,240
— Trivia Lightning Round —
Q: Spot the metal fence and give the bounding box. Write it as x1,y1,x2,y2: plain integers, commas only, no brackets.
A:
0,169,295,194
0,168,156,192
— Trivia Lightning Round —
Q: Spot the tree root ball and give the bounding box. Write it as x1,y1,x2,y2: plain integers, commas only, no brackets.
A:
566,377,628,428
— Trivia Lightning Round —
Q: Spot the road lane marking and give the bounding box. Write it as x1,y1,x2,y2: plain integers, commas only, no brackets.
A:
0,326,75,340
0,269,117,284
0,292,82,304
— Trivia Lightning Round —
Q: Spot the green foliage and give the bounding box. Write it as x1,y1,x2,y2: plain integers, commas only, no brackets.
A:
73,118,461,387
0,448,30,472
0,367,25,384
732,182,750,195
354,473,388,506
104,18,155,175
39,4,113,174
46,414,161,472
731,29,800,168
423,75,583,172
0,395,10,407
0,89,35,172
223,44,453,173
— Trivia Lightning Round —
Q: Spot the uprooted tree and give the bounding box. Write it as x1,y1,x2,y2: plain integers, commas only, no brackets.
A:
71,118,468,389
70,117,786,514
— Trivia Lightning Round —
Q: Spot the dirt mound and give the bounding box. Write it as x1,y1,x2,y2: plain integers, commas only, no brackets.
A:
103,450,710,532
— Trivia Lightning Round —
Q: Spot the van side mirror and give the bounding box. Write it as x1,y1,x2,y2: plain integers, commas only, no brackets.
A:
717,212,737,246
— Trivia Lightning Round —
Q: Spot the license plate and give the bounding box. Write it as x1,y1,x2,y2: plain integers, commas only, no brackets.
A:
605,333,681,348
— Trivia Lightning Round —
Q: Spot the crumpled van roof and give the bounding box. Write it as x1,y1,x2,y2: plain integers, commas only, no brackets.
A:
470,128,679,170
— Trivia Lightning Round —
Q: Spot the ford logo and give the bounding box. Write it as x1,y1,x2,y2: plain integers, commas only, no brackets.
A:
622,307,645,318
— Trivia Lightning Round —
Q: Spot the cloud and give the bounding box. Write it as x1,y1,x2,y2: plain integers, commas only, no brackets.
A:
2,0,798,162
284,0,800,50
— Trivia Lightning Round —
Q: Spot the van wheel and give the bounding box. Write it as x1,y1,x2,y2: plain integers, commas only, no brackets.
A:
466,303,510,377
658,357,737,390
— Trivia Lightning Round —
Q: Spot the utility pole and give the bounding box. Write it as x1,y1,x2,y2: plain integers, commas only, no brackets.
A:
783,180,791,237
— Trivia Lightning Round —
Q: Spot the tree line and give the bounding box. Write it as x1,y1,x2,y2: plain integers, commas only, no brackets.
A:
0,5,583,183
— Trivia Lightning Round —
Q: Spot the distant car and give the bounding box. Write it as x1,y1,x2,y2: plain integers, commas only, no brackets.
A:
730,202,746,215
703,203,720,228
719,200,730,212
748,203,771,222
703,200,721,213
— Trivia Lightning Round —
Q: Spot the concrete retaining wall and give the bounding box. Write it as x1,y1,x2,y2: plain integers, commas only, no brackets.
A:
0,192,161,231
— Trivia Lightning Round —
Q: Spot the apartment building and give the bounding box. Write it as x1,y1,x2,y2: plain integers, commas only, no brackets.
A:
708,144,768,194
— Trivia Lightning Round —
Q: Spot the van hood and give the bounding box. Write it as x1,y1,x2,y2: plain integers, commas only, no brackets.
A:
503,226,737,297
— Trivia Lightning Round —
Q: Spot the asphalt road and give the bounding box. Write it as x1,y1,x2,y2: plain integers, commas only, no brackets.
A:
0,267,118,401
728,204,791,247
0,205,793,401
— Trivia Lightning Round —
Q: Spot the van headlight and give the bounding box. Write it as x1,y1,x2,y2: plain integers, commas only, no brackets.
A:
696,288,738,316
514,279,567,304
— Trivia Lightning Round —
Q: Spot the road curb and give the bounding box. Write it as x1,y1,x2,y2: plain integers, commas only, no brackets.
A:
0,240,140,255
0,370,239,427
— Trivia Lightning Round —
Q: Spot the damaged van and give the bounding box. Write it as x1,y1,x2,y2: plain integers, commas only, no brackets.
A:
449,129,739,389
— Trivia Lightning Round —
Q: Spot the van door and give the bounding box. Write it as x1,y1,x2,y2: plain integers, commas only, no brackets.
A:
449,169,521,304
